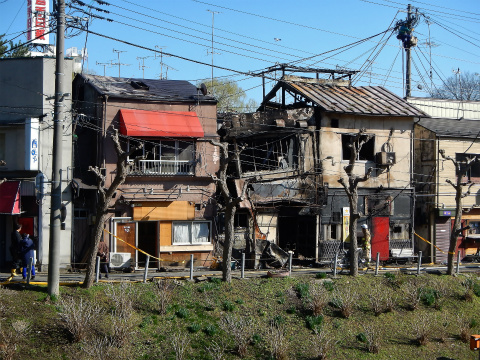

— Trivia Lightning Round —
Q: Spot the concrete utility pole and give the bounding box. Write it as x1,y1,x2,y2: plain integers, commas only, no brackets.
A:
48,0,65,297
406,4,412,97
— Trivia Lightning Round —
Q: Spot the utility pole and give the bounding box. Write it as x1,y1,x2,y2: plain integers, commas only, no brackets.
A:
395,4,418,97
207,10,220,87
48,0,65,297
112,49,127,77
405,4,412,97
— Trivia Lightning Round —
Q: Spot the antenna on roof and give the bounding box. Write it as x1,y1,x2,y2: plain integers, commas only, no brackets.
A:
199,83,208,96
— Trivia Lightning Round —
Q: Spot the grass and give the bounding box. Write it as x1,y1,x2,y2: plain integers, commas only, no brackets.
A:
0,272,479,359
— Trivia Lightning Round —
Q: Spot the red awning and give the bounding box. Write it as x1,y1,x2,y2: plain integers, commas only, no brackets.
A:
0,181,21,215
119,109,204,138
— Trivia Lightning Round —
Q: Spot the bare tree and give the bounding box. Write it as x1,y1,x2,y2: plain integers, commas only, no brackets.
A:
83,128,142,288
431,71,480,101
439,150,477,275
338,129,373,276
209,140,249,283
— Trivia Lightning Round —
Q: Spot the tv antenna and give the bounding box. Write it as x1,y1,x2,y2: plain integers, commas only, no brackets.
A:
112,49,130,77
96,61,111,76
207,10,221,87
137,56,151,78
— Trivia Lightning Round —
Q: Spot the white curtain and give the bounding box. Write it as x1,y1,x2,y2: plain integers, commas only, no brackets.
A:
192,222,209,243
173,222,190,244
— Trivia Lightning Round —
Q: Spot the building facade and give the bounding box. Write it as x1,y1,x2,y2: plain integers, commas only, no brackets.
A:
72,74,219,269
411,98,480,263
0,57,74,271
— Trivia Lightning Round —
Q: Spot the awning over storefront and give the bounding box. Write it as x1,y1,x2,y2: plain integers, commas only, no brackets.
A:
0,181,21,214
119,109,204,138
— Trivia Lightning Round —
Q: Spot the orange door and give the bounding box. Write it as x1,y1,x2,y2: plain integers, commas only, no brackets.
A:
116,222,136,262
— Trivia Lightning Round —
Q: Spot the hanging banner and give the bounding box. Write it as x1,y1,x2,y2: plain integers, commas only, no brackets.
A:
27,0,50,45
343,207,350,242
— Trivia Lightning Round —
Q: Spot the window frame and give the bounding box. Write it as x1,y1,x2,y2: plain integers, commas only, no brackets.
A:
172,220,211,245
341,133,375,162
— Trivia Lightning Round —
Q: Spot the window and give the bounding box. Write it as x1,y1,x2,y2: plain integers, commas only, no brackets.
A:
455,153,480,181
240,135,299,173
324,224,341,240
173,221,211,244
128,140,195,175
342,133,375,161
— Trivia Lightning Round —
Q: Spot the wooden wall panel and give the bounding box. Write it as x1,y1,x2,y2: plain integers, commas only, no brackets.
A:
133,201,195,221
159,221,172,246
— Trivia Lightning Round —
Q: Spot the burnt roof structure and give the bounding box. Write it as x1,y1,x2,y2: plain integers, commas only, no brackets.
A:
75,74,217,103
261,75,428,117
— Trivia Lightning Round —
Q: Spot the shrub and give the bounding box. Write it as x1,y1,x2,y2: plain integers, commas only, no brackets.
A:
310,284,330,316
204,324,218,336
316,272,327,279
222,300,235,312
170,330,191,360
359,324,381,353
175,308,189,319
331,287,357,318
57,297,100,343
323,281,335,292
295,283,310,300
403,281,421,311
286,306,296,314
219,314,252,357
415,313,432,346
264,324,289,360
0,320,30,360
187,322,201,333
420,287,439,307
306,315,324,333
312,328,335,360
153,280,174,315
271,315,286,327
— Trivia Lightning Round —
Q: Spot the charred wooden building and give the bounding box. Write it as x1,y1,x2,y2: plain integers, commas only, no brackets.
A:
220,69,427,265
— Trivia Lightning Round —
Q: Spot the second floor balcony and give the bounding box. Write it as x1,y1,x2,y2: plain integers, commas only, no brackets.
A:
128,159,195,176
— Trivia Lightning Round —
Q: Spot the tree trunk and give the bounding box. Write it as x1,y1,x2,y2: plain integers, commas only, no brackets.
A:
349,191,359,276
83,210,108,288
222,204,236,282
447,185,463,275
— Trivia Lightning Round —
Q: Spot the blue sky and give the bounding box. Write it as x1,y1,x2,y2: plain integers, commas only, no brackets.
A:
2,0,479,104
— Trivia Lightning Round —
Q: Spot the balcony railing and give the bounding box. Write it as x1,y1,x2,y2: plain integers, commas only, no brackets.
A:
128,159,195,176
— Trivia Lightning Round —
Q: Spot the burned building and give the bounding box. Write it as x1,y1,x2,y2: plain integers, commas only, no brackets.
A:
219,68,427,265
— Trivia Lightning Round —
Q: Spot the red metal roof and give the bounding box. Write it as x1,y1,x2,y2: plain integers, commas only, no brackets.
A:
0,181,21,214
119,109,204,138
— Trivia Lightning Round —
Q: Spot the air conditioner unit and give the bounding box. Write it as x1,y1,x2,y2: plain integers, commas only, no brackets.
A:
110,252,132,268
376,151,396,166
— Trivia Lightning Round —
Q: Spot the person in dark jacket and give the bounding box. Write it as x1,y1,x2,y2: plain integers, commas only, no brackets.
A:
97,239,109,279
9,223,23,279
20,233,36,280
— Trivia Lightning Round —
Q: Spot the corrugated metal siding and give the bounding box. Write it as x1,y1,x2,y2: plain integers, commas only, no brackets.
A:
285,82,427,117
435,218,450,263
408,98,480,120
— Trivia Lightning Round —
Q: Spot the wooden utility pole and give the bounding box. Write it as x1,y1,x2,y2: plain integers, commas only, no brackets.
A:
48,0,65,297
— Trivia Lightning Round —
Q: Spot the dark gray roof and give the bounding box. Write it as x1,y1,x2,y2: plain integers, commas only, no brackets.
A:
284,81,428,117
77,74,217,103
417,117,480,138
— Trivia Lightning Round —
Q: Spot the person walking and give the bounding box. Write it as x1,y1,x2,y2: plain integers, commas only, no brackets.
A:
9,223,23,280
20,233,36,280
97,239,109,279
